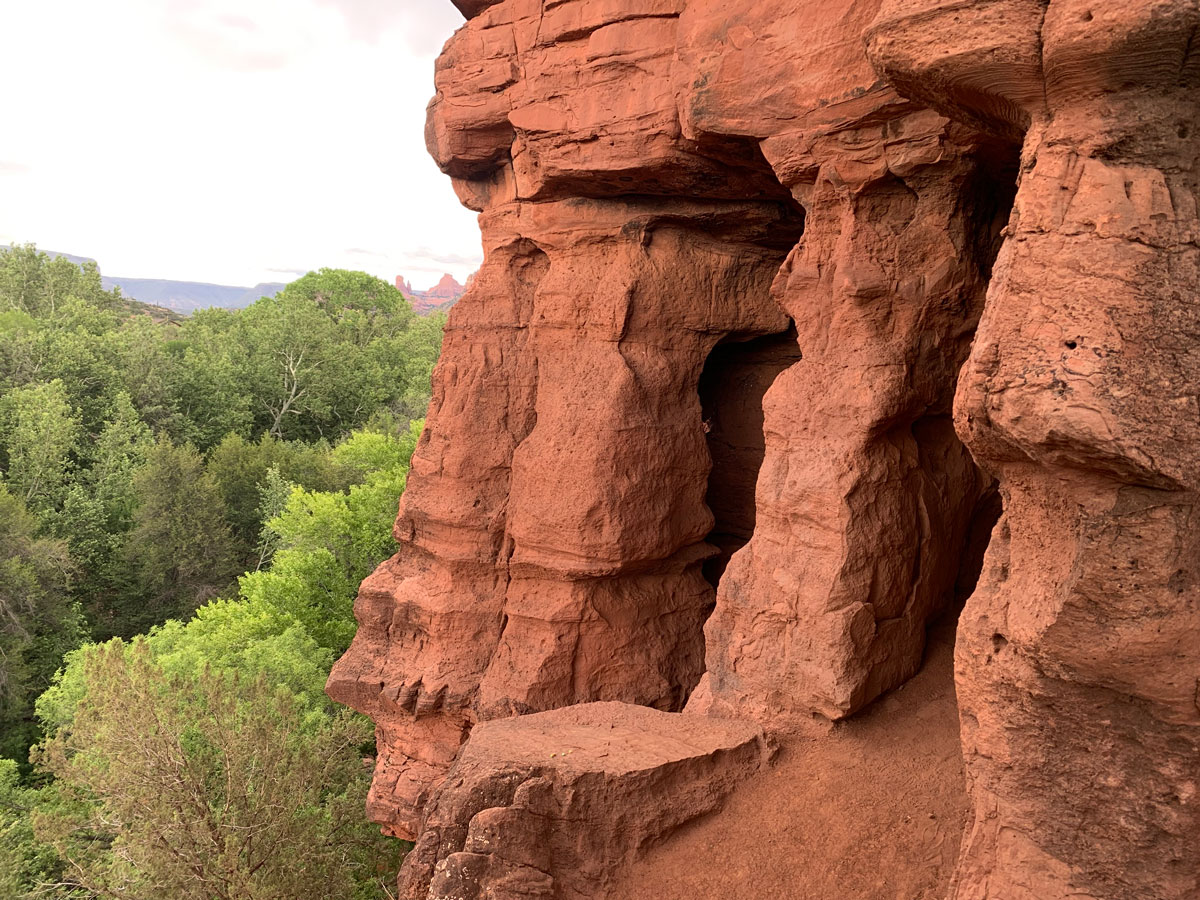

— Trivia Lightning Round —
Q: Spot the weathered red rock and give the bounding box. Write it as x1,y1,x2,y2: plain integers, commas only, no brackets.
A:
869,2,1200,897
330,2,1200,897
330,0,807,843
330,0,1003,841
398,702,770,900
675,0,1012,724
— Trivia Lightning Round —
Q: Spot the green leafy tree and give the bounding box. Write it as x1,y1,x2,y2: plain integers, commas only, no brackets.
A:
0,379,81,516
252,466,294,570
238,420,421,654
205,432,347,570
170,307,256,448
0,246,445,896
35,641,400,900
0,486,83,763
239,290,345,439
110,315,183,436
59,394,155,639
123,438,239,634
0,760,74,899
24,417,425,898
0,244,117,320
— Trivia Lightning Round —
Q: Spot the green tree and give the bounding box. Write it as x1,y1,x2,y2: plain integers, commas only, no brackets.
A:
58,394,155,639
110,315,183,436
237,420,421,654
0,485,83,764
0,379,81,516
35,641,400,900
205,432,347,570
169,307,255,448
24,418,425,898
0,244,117,320
123,438,239,634
0,760,74,899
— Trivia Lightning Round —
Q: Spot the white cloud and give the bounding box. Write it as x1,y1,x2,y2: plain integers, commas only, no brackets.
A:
0,0,479,291
315,0,464,52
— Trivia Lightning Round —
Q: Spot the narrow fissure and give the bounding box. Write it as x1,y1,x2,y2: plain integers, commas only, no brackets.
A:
698,326,801,589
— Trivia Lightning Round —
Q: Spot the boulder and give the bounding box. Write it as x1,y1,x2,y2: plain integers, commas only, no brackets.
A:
398,702,770,900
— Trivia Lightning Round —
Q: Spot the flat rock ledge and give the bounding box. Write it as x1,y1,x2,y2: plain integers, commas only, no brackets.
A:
399,701,771,900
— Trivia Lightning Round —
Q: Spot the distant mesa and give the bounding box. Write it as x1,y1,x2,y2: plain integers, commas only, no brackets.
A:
31,249,287,313
396,272,470,314
24,246,472,316
101,277,288,313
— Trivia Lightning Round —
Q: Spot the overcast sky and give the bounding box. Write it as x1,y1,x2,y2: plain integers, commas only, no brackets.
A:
0,0,479,290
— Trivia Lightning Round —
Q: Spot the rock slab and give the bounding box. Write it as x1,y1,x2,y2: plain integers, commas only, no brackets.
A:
398,702,769,900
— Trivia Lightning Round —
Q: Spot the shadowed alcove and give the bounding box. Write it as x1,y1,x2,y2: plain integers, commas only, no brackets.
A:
698,325,801,589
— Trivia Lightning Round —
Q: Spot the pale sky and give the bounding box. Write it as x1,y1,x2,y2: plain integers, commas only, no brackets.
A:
0,0,481,291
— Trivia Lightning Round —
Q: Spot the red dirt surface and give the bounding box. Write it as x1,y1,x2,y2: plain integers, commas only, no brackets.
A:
617,615,967,900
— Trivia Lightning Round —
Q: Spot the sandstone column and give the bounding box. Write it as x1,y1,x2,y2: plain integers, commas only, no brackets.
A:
869,2,1200,896
328,0,802,839
676,0,1011,723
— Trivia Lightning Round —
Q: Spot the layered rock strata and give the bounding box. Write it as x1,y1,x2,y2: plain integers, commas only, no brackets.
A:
328,0,805,839
398,702,770,900
329,1,1199,897
675,0,1013,723
869,1,1200,897
329,0,1008,841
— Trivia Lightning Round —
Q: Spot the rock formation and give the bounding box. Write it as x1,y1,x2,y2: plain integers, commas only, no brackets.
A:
424,273,466,301
330,1,1200,897
396,273,470,314
868,2,1200,897
674,0,1012,725
398,702,770,899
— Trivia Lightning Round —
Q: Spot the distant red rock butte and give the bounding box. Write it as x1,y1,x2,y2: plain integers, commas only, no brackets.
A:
394,272,469,314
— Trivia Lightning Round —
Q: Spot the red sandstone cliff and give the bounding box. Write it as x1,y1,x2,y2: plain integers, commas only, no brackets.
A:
330,3,1200,898
396,272,469,314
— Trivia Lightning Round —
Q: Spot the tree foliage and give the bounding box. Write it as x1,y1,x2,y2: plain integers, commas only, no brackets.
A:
36,643,400,900
122,439,240,634
0,244,443,898
28,417,421,898
0,486,84,764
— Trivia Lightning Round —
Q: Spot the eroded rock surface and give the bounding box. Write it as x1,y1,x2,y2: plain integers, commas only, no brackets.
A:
870,2,1200,897
329,1,1199,897
675,0,1013,723
329,0,1006,841
398,702,769,900
328,0,803,839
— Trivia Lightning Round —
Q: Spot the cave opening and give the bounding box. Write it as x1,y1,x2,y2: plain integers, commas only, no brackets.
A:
923,141,1020,639
698,325,801,589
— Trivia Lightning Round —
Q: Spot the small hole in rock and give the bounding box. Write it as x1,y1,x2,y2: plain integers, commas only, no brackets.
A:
1081,9,1093,21
1168,569,1187,594
1179,124,1190,140
991,633,1009,653
1064,340,1077,350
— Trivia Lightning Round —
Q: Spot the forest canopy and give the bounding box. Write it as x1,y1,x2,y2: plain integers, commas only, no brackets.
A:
0,245,443,899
